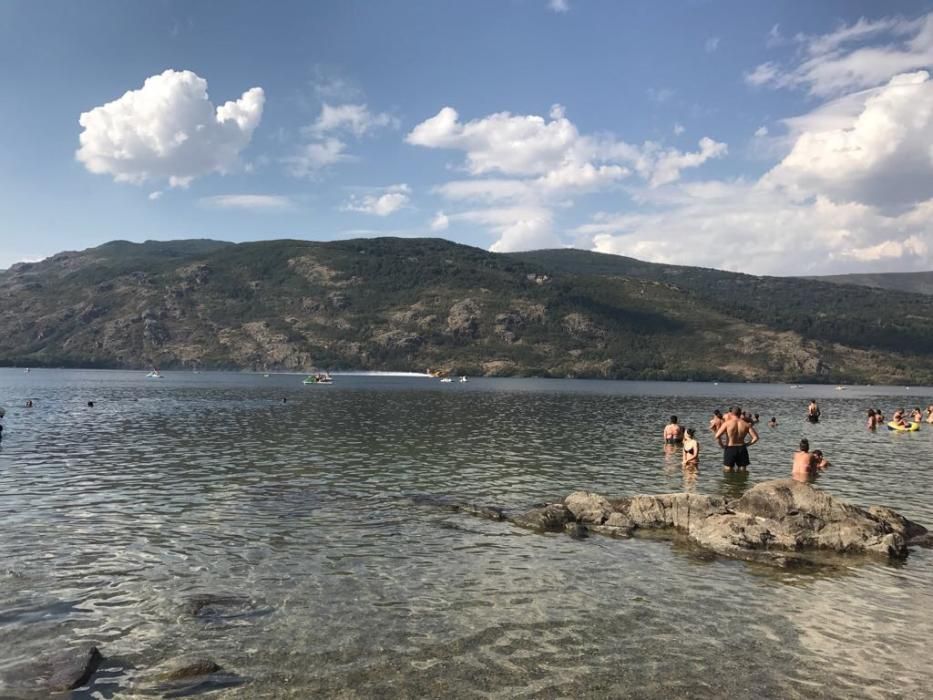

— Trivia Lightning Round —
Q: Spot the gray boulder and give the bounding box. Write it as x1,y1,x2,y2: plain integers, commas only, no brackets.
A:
511,503,573,532
47,644,102,691
564,491,613,524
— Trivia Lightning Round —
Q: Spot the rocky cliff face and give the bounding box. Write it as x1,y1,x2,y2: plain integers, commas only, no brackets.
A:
2,237,932,382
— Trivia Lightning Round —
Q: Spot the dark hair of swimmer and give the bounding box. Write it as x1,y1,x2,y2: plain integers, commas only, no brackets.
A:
812,449,823,459
799,438,809,451
670,415,678,424
685,428,695,438
714,409,722,417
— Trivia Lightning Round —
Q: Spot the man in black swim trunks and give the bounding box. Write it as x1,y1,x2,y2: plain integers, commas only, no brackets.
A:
715,406,759,472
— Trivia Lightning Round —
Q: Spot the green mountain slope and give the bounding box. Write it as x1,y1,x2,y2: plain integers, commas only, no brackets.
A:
809,271,933,296
2,238,933,383
510,249,933,356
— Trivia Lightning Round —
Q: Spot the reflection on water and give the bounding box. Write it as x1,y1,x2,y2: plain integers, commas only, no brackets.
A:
0,370,932,698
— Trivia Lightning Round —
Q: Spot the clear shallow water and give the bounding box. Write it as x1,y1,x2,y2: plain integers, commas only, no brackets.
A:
1,369,932,698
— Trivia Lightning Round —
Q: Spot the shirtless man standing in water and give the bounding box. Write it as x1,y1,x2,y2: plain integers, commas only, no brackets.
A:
715,406,759,472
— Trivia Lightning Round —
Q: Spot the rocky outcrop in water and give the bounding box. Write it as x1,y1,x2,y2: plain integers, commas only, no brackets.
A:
46,644,102,691
456,480,929,566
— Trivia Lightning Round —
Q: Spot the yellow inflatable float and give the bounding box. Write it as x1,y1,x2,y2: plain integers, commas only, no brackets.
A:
888,421,920,432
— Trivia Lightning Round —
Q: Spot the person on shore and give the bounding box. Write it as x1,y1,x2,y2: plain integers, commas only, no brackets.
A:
768,417,778,428
715,406,758,472
807,399,821,424
663,416,685,444
709,410,724,433
682,428,699,469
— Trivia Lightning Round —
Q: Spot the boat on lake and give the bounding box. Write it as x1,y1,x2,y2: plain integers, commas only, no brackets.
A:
303,372,333,385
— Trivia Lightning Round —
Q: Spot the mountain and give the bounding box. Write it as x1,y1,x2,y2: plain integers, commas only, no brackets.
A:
808,271,933,296
3,238,933,384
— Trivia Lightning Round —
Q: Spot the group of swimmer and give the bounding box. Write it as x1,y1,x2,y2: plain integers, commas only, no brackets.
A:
663,402,831,480
869,405,933,430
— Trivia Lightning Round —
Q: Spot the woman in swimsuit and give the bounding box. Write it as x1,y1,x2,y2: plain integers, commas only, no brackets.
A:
682,428,699,469
866,409,877,430
926,405,933,424
911,407,923,423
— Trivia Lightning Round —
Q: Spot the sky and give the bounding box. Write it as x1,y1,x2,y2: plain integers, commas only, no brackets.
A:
2,0,933,275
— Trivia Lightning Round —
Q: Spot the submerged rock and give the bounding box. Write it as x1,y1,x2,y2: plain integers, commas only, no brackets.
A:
46,644,102,691
157,656,222,681
506,479,928,565
511,503,573,532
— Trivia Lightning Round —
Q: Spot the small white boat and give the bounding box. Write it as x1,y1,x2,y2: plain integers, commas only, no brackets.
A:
24,368,30,374
459,376,468,383
440,377,453,383
303,373,333,385
146,370,163,379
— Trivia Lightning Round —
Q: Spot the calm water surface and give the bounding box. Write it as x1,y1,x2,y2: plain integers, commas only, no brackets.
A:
1,369,932,698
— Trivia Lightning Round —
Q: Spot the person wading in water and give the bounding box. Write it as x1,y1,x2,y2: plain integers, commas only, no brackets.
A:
715,406,759,472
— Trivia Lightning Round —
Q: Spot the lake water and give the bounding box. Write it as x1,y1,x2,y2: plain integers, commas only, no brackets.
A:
1,369,932,698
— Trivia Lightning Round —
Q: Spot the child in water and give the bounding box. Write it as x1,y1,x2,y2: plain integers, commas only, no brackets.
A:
682,428,699,469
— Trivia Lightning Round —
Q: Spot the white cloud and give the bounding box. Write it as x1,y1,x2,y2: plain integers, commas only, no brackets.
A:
575,69,933,274
342,184,411,216
76,69,263,187
307,103,397,137
284,137,351,177
673,123,685,135
430,211,449,231
548,0,569,12
746,13,933,95
766,23,785,48
705,37,720,53
577,184,933,275
765,71,933,207
754,126,769,137
287,101,395,177
455,206,561,253
408,104,726,251
200,194,294,211
148,191,163,201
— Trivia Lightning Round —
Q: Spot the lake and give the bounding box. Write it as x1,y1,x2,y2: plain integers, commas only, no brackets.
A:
1,369,932,698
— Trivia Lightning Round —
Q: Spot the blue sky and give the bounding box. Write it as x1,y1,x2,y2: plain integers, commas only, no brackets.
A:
2,0,933,274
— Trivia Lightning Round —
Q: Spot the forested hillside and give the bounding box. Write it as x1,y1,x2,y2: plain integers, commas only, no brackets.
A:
3,238,933,383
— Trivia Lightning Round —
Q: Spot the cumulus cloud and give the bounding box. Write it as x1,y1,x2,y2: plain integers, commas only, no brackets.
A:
765,71,933,207
148,191,163,201
342,184,411,216
76,69,263,187
746,12,933,95
674,123,685,135
200,194,293,211
705,37,720,53
754,126,769,137
548,0,569,12
407,104,726,251
577,184,932,275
